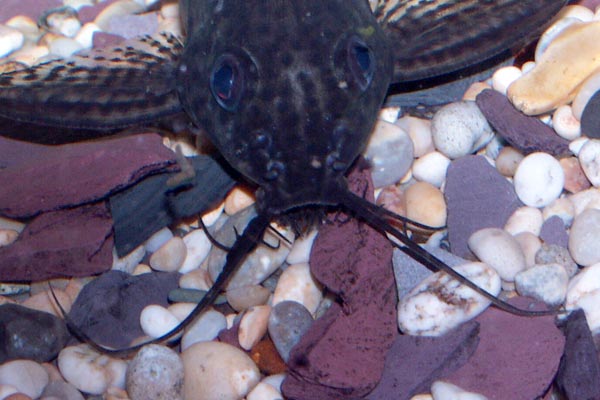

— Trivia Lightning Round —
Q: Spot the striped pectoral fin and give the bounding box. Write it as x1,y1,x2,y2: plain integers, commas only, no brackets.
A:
375,0,567,82
0,33,184,137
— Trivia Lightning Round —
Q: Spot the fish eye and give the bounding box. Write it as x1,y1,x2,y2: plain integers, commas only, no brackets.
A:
210,54,244,111
346,36,375,91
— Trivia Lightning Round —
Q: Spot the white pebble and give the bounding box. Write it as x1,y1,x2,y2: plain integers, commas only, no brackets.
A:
0,25,24,58
201,202,224,227
94,0,146,31
272,263,322,315
182,341,260,400
0,217,24,233
238,305,271,351
566,263,600,333
514,152,564,207
126,345,184,400
144,227,173,253
45,9,81,37
578,139,600,186
557,5,595,22
504,206,544,236
246,381,282,400
224,187,255,215
412,151,451,188
149,236,187,272
378,107,401,123
398,262,501,336
58,344,127,395
132,263,152,275
0,384,18,398
431,101,493,159
572,69,600,120
0,229,18,247
396,115,435,157
226,284,271,312
179,268,211,291
161,3,180,19
521,61,536,74
513,232,542,267
495,146,524,177
179,228,212,273
48,37,84,58
286,229,317,265
112,245,145,273
74,22,101,49
570,188,600,215
468,228,526,282
140,305,181,339
431,381,488,400
569,208,600,266
0,360,48,399
180,309,227,351
492,66,522,95
543,197,575,227
364,120,415,188
552,105,581,140
515,263,569,306
569,137,589,156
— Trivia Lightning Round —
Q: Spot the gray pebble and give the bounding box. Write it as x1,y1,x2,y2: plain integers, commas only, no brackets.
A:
268,301,313,363
515,263,569,306
126,344,184,400
41,380,84,400
535,243,578,277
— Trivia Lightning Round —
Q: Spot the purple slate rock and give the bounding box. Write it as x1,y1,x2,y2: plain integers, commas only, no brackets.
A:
0,0,62,23
581,90,600,139
0,203,113,282
556,309,600,400
0,133,176,219
539,216,569,247
476,89,570,157
365,321,480,400
282,163,397,400
445,155,522,259
445,297,565,400
217,319,242,350
92,31,126,49
68,270,180,349
77,0,121,24
105,13,159,39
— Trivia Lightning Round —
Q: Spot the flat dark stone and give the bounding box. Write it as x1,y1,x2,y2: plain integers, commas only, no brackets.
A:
68,270,180,348
92,32,125,49
366,321,480,400
0,133,176,219
110,155,235,256
476,89,570,156
0,303,70,363
445,155,522,259
556,309,600,400
282,164,397,400
446,297,565,400
539,216,569,247
581,90,600,139
0,203,113,281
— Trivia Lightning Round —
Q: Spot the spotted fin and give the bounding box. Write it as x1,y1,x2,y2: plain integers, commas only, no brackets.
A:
0,32,184,132
375,0,567,82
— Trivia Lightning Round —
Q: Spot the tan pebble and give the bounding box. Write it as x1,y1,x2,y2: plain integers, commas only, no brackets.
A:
395,115,434,157
272,263,322,314
149,236,187,272
5,16,39,41
201,202,224,227
74,22,101,48
21,289,72,316
560,157,591,193
64,279,83,302
495,146,524,177
182,341,260,400
405,182,446,227
239,305,271,351
104,386,130,400
572,69,600,120
9,45,49,66
0,217,24,233
179,268,211,291
94,0,146,30
543,197,575,227
570,187,600,215
552,105,581,140
4,394,32,400
224,186,255,215
508,21,600,115
462,81,492,101
0,360,49,399
491,66,522,95
286,229,317,265
514,232,542,267
40,363,63,382
557,5,595,22
376,185,406,217
409,395,433,400
0,386,19,398
0,229,18,246
246,381,283,400
132,263,152,275
0,296,17,305
226,284,271,312
161,3,180,18
47,37,84,58
521,61,536,74
504,206,544,236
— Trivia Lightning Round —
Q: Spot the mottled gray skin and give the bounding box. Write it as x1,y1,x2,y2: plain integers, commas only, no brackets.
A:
178,0,392,214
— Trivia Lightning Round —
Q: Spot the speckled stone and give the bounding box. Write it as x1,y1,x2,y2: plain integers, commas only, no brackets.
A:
126,345,184,400
446,297,565,400
0,304,70,363
68,270,180,348
476,89,570,156
445,155,522,259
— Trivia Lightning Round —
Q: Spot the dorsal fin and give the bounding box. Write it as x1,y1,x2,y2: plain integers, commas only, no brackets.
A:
0,32,184,134
375,0,567,83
